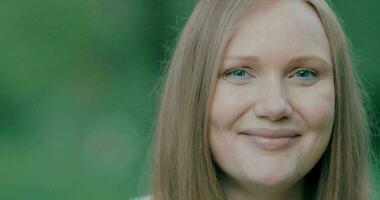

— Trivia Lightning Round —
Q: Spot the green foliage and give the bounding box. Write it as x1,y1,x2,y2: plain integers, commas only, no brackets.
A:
0,0,378,199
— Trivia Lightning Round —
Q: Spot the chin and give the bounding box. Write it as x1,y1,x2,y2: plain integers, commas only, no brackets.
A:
243,170,298,189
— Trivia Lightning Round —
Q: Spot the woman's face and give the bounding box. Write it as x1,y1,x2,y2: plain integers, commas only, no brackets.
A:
209,0,334,193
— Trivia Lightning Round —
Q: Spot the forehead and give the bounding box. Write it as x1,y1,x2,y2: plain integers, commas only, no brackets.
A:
224,0,332,67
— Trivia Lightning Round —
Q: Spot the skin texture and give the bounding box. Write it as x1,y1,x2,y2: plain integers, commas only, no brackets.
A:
209,1,335,200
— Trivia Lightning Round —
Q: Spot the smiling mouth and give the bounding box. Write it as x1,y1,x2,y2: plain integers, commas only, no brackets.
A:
240,128,301,151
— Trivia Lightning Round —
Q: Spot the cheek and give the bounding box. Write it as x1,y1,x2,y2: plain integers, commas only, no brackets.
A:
209,88,235,162
208,124,241,174
209,128,229,163
293,81,335,132
210,81,244,129
209,81,245,169
291,81,335,168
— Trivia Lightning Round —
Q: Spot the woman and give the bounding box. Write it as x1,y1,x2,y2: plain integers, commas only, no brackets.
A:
149,0,374,199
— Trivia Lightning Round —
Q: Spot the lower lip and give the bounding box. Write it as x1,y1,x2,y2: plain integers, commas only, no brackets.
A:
241,134,300,151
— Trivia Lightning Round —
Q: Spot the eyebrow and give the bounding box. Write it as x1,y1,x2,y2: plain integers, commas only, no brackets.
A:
224,55,332,68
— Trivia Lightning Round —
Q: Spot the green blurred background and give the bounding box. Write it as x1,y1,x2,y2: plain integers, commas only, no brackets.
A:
0,0,378,199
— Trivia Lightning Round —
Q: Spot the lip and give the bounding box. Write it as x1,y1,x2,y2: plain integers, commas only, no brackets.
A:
240,128,301,151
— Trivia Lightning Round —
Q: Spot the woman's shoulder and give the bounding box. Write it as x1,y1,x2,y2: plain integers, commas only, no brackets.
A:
131,195,152,200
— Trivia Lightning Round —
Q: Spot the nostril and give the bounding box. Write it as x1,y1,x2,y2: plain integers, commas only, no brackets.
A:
253,99,293,121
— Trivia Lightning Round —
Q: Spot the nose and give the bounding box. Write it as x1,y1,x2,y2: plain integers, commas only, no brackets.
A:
253,81,293,121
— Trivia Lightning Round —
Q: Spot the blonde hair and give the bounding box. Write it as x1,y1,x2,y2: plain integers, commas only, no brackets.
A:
151,0,374,199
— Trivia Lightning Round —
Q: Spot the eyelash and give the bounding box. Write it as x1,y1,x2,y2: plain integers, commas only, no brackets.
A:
289,68,319,79
224,68,253,79
223,67,319,82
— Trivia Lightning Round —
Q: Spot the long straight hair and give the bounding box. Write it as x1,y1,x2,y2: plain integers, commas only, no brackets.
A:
151,0,373,199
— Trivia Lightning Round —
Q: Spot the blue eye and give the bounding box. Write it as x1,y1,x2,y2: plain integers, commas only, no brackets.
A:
225,69,249,79
293,69,318,79
223,68,253,84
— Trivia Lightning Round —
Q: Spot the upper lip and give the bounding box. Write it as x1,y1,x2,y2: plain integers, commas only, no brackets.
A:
240,128,301,138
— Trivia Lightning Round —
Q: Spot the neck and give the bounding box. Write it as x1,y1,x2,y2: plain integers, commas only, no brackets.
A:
221,177,305,200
